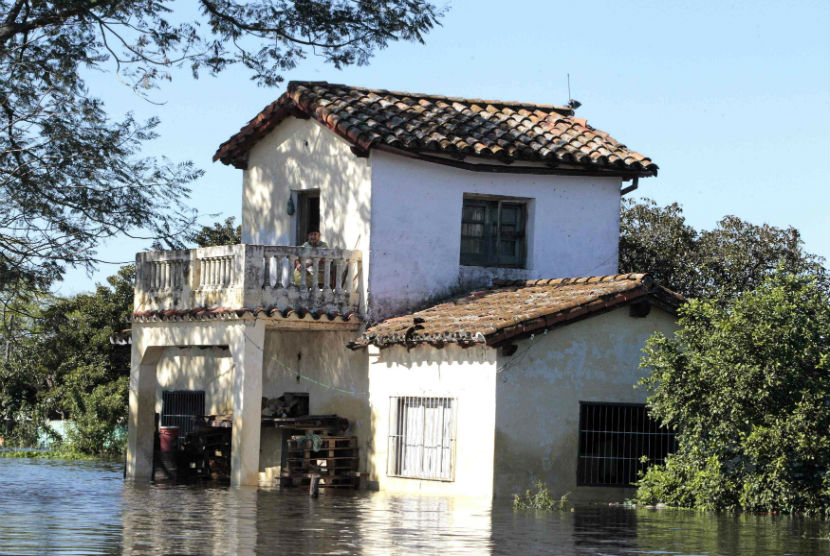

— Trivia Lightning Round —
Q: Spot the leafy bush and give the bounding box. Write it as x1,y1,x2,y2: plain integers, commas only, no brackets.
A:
636,271,830,516
514,481,570,511
64,375,129,457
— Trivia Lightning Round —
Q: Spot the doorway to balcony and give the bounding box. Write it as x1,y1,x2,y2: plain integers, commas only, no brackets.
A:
296,190,320,245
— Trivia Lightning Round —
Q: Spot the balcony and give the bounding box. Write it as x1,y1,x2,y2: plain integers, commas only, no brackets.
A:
134,244,363,317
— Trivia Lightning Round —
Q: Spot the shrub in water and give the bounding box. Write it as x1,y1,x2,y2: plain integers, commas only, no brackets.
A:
514,481,570,511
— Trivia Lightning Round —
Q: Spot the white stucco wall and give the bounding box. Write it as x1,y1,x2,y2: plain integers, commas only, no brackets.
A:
155,347,234,415
242,117,372,253
260,329,370,475
492,306,678,501
367,150,623,320
367,344,498,498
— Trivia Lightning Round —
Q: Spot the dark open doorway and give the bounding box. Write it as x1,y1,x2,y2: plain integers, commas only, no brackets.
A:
296,191,320,244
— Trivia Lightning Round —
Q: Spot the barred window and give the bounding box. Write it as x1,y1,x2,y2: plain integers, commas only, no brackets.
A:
161,390,205,438
388,396,456,481
577,402,677,487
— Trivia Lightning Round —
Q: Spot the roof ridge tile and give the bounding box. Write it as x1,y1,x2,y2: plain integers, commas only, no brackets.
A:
214,81,658,176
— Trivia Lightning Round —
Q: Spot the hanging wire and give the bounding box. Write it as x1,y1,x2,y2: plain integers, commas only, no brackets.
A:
242,328,370,398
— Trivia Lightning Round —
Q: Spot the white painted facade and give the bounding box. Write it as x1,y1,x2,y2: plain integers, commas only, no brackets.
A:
362,307,675,500
493,307,677,501
240,117,622,321
367,150,622,320
367,344,498,497
242,117,372,251
128,113,663,498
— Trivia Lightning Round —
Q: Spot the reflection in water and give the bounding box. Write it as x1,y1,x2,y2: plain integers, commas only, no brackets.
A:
0,458,827,556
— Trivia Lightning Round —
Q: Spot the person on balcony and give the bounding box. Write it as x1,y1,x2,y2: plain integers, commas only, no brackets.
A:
294,230,329,287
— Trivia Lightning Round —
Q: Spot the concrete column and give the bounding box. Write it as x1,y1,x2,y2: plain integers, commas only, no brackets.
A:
126,341,163,481
230,319,266,486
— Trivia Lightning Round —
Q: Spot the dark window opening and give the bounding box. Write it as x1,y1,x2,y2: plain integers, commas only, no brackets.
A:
161,390,205,439
460,196,526,268
296,191,320,245
577,402,676,487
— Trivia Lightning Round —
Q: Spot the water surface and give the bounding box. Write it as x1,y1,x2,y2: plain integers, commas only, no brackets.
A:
0,458,826,555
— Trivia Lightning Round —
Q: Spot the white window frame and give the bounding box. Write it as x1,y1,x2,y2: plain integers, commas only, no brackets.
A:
387,396,457,481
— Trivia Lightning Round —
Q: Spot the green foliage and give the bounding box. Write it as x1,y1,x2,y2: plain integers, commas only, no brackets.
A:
0,219,248,455
64,376,129,456
620,198,828,300
513,481,571,511
636,271,830,515
1,0,442,294
0,447,101,460
188,217,242,248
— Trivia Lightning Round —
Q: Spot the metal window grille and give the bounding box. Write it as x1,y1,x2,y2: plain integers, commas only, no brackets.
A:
577,402,677,487
388,396,456,481
161,390,205,438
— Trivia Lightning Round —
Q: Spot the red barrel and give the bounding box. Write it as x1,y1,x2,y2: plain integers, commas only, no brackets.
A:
159,426,180,453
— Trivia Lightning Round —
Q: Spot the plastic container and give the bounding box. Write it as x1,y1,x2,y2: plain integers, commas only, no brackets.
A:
159,426,180,453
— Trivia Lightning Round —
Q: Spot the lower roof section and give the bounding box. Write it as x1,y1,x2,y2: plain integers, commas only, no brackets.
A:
350,274,682,349
130,307,362,330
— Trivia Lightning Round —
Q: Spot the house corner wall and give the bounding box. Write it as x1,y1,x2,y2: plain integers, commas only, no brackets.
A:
367,344,498,498
493,307,677,501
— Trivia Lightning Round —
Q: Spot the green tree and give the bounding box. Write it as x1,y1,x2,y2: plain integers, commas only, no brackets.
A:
0,219,243,452
636,271,830,515
619,198,827,299
1,0,442,295
189,216,241,248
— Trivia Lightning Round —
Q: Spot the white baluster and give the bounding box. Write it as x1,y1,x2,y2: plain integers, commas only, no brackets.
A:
334,259,345,295
323,258,331,293
310,257,320,301
347,257,356,294
153,263,160,290
280,256,291,288
271,256,279,288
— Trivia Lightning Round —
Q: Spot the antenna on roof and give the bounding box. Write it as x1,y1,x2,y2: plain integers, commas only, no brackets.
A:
567,73,581,111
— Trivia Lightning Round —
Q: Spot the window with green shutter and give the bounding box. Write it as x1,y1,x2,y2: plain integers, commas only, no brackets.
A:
460,196,527,267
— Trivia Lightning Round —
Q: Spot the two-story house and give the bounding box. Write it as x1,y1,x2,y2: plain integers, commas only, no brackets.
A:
126,82,680,500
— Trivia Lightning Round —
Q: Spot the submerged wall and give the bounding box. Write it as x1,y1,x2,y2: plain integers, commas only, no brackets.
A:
367,344,498,498
493,306,678,501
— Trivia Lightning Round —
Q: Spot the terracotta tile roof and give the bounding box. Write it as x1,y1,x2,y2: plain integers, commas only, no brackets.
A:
214,81,658,176
130,307,361,325
350,274,681,349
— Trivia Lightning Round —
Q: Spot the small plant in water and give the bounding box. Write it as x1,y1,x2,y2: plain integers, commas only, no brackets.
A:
513,481,570,511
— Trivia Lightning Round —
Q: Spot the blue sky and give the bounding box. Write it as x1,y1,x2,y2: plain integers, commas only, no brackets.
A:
59,0,829,294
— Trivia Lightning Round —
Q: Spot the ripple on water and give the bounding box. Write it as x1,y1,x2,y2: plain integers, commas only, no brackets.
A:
0,458,827,556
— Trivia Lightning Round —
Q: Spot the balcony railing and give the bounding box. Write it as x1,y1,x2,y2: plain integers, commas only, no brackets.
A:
135,244,363,315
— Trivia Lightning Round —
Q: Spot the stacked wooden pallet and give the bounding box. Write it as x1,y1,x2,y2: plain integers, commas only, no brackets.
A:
283,435,359,490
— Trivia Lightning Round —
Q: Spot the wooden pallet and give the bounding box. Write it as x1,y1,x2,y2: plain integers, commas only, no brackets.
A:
283,435,359,490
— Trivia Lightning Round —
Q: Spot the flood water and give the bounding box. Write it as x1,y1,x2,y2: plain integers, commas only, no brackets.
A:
0,458,827,556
